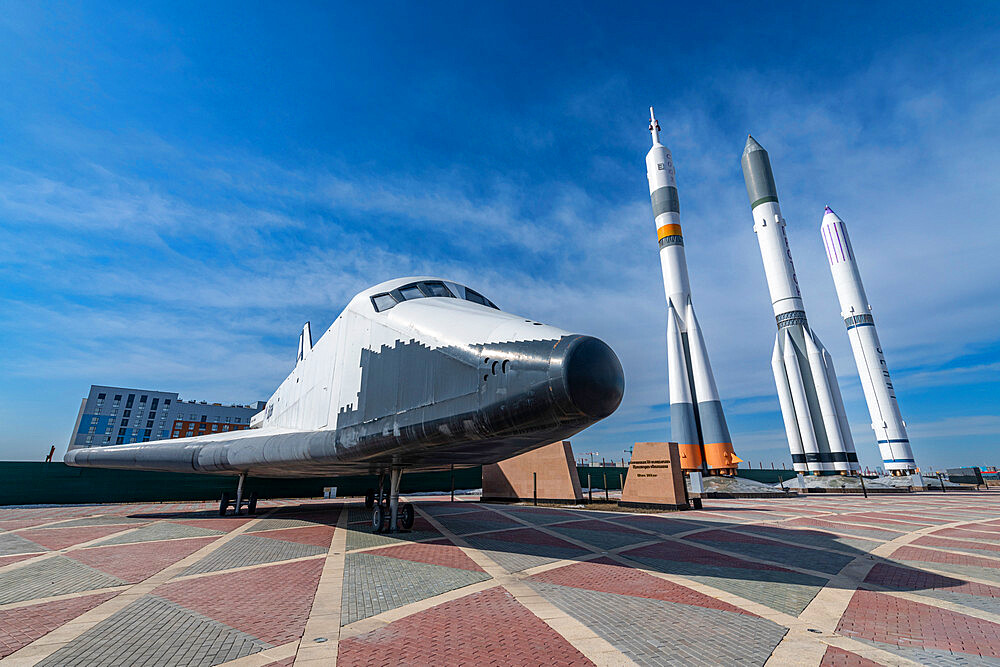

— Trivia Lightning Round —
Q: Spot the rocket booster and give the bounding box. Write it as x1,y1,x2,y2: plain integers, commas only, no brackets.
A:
646,109,739,472
741,136,859,474
821,207,915,473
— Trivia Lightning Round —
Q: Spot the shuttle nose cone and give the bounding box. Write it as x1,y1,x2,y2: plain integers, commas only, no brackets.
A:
549,336,625,419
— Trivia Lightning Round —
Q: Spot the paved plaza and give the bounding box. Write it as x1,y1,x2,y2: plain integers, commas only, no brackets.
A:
2,492,1000,665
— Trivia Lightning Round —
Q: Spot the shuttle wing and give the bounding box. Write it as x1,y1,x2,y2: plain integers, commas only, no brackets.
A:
64,427,348,477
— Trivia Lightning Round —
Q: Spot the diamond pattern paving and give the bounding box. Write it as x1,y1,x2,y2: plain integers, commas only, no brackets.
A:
36,595,271,667
687,530,854,575
183,534,327,576
342,551,491,625
156,558,324,645
547,519,656,551
345,516,442,551
819,645,881,666
731,524,879,554
0,556,125,604
528,580,786,666
462,529,590,573
5,494,1000,665
837,588,1000,660
338,586,593,666
369,540,485,572
433,510,521,535
0,532,47,556
45,516,150,528
0,591,119,658
16,525,136,550
67,536,217,582
530,557,755,615
94,521,224,546
623,542,827,616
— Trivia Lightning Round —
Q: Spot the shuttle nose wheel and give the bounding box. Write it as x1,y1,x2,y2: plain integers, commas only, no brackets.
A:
219,474,257,516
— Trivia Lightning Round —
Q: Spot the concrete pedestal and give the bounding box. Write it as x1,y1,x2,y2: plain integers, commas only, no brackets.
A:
482,441,583,503
620,442,688,510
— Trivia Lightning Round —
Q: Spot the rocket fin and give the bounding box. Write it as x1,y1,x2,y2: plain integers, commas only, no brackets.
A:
821,344,859,471
804,329,849,471
667,305,702,470
771,336,806,472
684,303,737,470
781,330,821,472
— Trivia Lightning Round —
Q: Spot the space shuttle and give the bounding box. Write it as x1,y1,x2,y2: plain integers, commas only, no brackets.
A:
66,277,625,530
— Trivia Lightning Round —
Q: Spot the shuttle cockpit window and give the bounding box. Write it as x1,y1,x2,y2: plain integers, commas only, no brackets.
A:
421,281,452,298
371,280,498,312
371,293,398,312
398,284,424,301
463,288,498,309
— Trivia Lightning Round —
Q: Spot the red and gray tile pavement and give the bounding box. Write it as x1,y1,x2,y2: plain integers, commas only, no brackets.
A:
2,492,1000,665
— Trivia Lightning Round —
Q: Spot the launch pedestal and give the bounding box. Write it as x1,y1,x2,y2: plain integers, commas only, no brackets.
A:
620,442,689,510
482,441,583,504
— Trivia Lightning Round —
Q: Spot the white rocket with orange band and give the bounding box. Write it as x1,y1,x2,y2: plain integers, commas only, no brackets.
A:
645,108,740,473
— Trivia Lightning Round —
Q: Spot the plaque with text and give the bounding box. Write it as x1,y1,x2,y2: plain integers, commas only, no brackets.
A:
620,442,688,510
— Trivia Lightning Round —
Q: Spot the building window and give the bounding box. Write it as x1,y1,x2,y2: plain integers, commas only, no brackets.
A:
85,435,93,444
201,415,207,422
124,410,131,417
121,419,129,427
88,426,96,434
151,398,159,409
116,437,124,444
139,395,147,403
235,417,242,424
90,417,99,424
126,395,135,408
97,393,106,400
186,430,193,436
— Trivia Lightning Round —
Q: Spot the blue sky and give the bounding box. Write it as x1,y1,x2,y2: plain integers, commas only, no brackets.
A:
1,2,998,471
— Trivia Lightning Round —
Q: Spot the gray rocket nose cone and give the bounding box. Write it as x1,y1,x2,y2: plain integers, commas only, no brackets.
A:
744,135,765,155
741,134,778,208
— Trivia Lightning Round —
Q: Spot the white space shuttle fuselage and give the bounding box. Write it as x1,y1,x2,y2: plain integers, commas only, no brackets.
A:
66,277,624,477
645,110,737,472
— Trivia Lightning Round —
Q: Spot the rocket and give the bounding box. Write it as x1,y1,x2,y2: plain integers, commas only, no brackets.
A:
821,207,916,473
646,108,739,473
741,136,859,474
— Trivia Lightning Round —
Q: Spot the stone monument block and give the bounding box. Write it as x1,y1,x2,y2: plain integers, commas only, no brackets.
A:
482,441,583,503
620,442,688,510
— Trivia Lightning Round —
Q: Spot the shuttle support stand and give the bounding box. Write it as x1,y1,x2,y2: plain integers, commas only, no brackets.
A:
741,136,859,475
821,207,916,473
646,108,739,474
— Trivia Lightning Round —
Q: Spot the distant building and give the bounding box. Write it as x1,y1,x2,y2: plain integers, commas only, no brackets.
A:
68,385,267,450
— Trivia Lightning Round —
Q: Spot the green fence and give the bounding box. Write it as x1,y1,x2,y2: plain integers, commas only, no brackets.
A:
577,466,628,489
735,468,798,484
0,462,483,506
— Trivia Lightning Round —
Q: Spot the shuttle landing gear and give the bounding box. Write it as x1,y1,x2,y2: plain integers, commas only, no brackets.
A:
219,473,257,516
370,468,414,533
